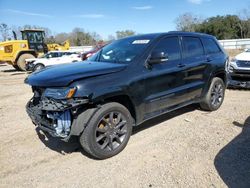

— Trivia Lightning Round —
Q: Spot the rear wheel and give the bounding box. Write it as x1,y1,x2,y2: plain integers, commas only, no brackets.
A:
79,102,133,159
200,77,225,111
17,53,35,71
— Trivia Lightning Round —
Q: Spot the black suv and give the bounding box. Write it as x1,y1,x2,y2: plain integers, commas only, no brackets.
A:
25,32,228,159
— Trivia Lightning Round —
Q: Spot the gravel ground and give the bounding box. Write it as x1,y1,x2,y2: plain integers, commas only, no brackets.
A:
0,64,250,188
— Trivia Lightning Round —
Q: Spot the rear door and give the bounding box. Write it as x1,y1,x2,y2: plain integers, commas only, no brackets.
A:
180,36,208,100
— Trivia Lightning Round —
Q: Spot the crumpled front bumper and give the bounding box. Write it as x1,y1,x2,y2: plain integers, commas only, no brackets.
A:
26,100,54,133
26,97,89,138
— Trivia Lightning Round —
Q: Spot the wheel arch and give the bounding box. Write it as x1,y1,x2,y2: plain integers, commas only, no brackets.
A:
69,94,137,139
213,70,227,85
200,69,227,101
102,95,137,124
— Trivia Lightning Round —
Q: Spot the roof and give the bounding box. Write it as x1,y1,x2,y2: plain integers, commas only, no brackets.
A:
167,31,214,37
124,31,214,40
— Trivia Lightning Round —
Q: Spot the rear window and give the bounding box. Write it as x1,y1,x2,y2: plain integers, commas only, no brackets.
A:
182,37,204,58
202,38,221,54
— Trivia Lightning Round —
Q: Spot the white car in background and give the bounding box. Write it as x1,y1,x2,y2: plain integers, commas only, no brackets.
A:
25,51,82,72
228,49,250,88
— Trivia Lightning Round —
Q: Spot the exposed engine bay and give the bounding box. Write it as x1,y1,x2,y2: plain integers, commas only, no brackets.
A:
26,87,89,138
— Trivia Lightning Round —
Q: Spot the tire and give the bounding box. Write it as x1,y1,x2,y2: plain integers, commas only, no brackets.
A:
79,102,133,159
12,65,21,71
200,77,225,111
17,53,35,71
33,64,45,72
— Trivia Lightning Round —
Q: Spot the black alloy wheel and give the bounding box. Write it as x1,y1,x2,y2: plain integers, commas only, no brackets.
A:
79,102,133,159
95,111,128,151
200,77,225,111
210,81,224,108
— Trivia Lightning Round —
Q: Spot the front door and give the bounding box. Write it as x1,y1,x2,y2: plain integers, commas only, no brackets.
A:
144,36,185,119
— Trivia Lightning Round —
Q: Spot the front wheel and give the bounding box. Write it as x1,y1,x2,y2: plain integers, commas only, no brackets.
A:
200,77,225,111
79,102,133,159
33,64,45,72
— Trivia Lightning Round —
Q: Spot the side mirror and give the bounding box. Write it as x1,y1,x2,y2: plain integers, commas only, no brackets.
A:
148,51,168,65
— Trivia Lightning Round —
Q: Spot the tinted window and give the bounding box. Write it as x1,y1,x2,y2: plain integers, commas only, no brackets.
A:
202,38,221,54
46,52,60,58
63,52,75,55
58,52,64,57
51,53,58,58
183,37,204,58
153,37,181,61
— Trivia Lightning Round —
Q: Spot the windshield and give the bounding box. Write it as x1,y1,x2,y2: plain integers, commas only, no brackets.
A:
89,37,152,63
23,32,44,44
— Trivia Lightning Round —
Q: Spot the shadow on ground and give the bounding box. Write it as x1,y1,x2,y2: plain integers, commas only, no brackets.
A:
1,69,19,73
10,73,26,76
35,127,81,153
35,104,198,158
35,127,99,159
133,104,198,135
1,68,27,76
214,116,250,188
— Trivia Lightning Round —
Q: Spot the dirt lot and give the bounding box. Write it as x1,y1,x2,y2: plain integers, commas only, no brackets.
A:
0,64,250,188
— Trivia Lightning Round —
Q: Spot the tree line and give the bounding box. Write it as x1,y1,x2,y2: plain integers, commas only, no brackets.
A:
0,23,136,45
175,9,250,39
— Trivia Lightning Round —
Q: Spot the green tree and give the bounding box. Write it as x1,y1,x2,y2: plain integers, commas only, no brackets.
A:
69,28,98,46
116,30,135,39
195,15,242,39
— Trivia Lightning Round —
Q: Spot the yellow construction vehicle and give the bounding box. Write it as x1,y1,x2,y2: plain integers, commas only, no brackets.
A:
0,29,69,71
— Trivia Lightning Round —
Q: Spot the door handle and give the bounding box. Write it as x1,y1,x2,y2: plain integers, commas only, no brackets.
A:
177,64,186,68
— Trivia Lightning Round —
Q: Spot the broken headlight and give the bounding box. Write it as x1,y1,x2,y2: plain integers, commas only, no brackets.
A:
43,87,76,100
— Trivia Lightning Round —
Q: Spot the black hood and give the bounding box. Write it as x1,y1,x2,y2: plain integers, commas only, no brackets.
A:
25,61,127,87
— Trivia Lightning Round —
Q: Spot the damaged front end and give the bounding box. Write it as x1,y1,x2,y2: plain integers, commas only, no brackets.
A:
26,87,89,140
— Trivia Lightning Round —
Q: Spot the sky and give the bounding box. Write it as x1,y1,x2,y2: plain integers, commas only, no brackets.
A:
0,0,250,39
